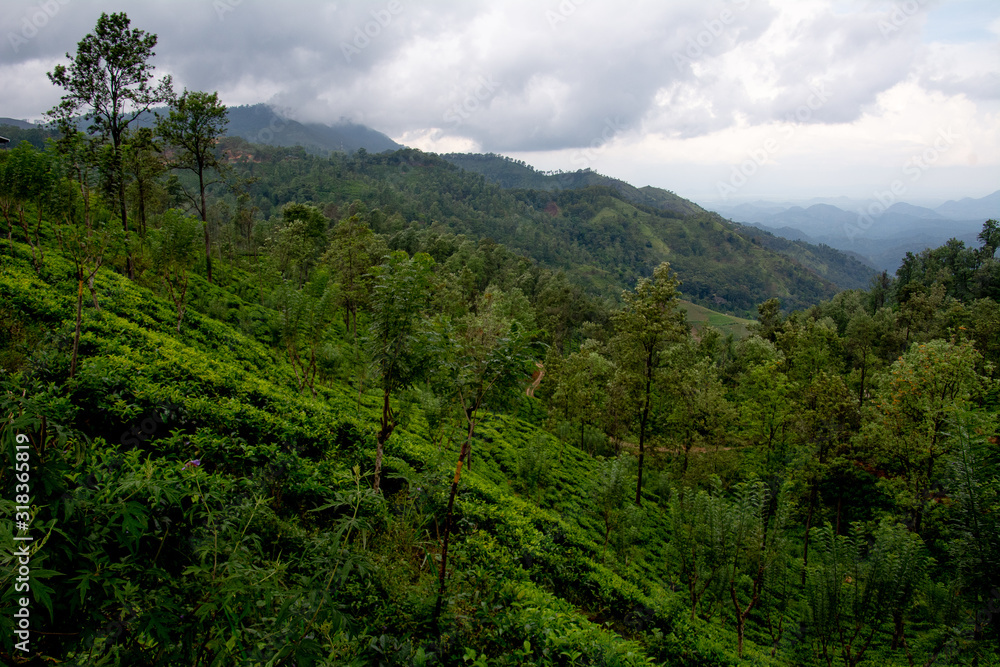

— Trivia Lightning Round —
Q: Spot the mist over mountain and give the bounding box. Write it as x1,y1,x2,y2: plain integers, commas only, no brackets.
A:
223,104,401,155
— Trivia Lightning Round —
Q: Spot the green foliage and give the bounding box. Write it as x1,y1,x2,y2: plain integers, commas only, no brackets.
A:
804,521,929,667
611,261,687,504
150,209,202,332
4,66,1000,664
590,456,642,563
944,417,1000,638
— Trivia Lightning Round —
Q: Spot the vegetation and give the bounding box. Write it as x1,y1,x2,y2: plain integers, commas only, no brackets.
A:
2,12,1000,666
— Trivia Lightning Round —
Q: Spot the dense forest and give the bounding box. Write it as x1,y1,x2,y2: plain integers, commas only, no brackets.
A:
2,11,1000,667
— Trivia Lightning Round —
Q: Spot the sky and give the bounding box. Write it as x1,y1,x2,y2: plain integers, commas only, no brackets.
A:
1,0,998,206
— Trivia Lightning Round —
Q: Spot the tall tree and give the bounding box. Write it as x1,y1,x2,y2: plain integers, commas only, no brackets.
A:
432,288,533,628
272,273,338,397
551,339,614,454
47,11,174,278
663,349,735,474
610,262,687,505
122,126,166,238
366,251,436,493
52,133,118,378
805,522,928,667
151,209,202,333
866,338,984,535
155,90,228,283
0,142,57,272
723,481,793,659
324,212,385,339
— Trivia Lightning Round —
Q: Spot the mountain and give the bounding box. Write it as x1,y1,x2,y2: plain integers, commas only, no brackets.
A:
733,223,876,290
224,104,401,154
936,189,1000,221
886,202,946,219
441,152,704,217
213,144,875,315
0,105,401,156
437,152,879,299
0,117,40,129
711,198,990,273
0,118,57,149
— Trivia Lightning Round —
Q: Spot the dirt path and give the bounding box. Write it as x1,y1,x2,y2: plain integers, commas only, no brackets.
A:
526,362,544,397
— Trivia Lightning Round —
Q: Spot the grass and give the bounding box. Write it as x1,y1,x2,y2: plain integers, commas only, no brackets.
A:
681,300,754,338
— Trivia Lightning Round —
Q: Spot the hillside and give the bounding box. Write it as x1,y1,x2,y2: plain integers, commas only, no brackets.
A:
733,223,877,290
0,242,677,664
223,143,851,315
443,152,874,298
442,152,705,217
3,132,1000,666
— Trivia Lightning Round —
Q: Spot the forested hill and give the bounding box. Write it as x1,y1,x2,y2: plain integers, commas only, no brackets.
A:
442,152,705,218
1,104,403,156
224,141,855,315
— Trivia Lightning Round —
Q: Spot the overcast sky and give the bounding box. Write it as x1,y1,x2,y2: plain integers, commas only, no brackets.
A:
2,0,998,205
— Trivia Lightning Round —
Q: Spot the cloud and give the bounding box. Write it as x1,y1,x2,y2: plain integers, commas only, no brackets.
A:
1,0,996,198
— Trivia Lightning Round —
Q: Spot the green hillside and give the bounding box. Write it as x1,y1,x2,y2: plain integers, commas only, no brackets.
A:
220,143,848,316
681,301,753,339
441,153,704,218
3,115,1000,665
441,153,875,294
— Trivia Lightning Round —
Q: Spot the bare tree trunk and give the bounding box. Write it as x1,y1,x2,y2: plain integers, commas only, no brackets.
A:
200,170,213,284
373,389,393,494
70,276,84,379
432,419,476,632
636,348,653,506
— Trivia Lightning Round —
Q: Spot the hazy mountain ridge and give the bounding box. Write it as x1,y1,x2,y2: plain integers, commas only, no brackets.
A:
1,105,402,156
711,192,998,271
223,104,401,154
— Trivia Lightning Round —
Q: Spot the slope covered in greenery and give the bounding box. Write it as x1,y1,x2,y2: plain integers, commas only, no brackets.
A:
441,152,875,295
6,11,1000,665
4,123,1000,664
441,153,704,218
220,143,851,316
0,241,674,664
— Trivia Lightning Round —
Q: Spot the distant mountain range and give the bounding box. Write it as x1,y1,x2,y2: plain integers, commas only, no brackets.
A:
0,118,38,130
222,104,401,154
2,104,401,155
709,193,999,271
